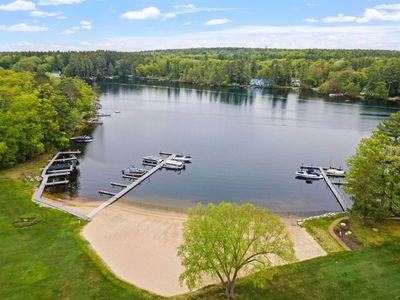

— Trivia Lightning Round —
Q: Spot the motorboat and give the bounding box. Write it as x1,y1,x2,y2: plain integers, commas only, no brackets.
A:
70,135,93,143
122,166,147,176
173,154,192,163
142,156,163,165
326,168,345,176
295,168,323,180
163,159,185,170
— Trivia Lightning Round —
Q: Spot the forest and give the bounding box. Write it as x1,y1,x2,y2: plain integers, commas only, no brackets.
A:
0,68,96,168
1,48,400,100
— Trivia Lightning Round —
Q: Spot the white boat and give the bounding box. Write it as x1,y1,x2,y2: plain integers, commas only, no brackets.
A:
163,160,185,170
326,168,345,176
173,154,192,163
70,135,93,143
142,156,163,165
122,166,147,176
295,169,323,180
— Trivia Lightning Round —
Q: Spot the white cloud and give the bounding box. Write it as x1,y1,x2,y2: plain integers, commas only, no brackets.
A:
61,28,76,34
183,21,191,26
29,10,61,17
3,25,400,51
57,15,67,19
312,3,400,24
0,23,47,31
61,20,91,34
174,4,196,10
374,3,400,10
205,18,230,26
38,0,85,6
80,20,92,29
0,0,35,11
121,4,240,21
323,14,357,23
304,18,317,23
121,6,161,20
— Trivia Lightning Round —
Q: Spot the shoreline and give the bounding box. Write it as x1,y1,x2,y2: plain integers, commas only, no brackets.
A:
45,196,327,297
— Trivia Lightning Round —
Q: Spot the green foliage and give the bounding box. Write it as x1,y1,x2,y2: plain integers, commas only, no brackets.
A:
186,240,400,300
301,216,345,253
0,68,96,169
178,203,295,300
345,111,400,221
1,49,400,99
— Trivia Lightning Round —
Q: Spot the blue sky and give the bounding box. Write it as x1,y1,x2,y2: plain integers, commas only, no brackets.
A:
1,0,400,51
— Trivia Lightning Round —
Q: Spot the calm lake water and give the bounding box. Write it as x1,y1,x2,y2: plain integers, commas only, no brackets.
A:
54,81,400,216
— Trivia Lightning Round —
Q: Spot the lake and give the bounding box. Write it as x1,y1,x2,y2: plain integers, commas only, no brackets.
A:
54,81,400,216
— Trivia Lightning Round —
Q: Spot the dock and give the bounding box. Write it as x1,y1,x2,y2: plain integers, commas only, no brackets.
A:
86,154,176,219
98,190,117,196
32,151,90,221
110,182,128,188
301,165,351,211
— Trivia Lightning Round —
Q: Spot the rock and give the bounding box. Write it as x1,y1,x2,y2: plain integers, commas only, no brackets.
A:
372,228,379,233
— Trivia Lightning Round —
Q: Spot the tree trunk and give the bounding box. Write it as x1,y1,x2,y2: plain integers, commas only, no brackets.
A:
225,280,235,300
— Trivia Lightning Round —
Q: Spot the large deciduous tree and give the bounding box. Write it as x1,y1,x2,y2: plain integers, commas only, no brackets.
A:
178,203,295,300
345,112,400,222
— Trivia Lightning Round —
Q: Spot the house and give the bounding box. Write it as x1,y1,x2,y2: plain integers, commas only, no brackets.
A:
291,79,302,87
249,78,269,87
51,70,62,78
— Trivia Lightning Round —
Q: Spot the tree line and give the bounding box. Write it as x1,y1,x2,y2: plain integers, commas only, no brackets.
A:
1,48,400,100
0,68,96,168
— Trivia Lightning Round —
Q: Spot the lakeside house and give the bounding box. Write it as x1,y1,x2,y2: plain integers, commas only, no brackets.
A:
291,79,302,87
51,70,62,78
249,78,269,87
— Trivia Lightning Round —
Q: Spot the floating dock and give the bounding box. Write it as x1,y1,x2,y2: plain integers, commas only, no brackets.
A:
86,154,176,219
301,165,351,211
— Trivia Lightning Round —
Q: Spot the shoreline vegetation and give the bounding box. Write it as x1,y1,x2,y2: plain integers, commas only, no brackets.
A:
0,68,97,169
1,48,400,102
1,169,399,299
1,48,400,299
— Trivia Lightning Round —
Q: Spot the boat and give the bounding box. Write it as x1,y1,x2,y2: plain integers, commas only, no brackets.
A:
295,168,323,180
163,160,185,170
173,154,192,163
70,135,93,143
142,156,163,165
326,168,345,176
122,166,147,176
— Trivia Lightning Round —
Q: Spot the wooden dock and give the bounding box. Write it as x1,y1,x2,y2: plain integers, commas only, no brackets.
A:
32,151,90,221
301,165,351,211
86,154,175,219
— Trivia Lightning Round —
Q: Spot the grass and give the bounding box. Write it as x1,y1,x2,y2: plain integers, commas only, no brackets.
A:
346,218,400,246
0,152,54,180
0,177,160,300
1,159,400,300
301,215,345,253
186,240,400,300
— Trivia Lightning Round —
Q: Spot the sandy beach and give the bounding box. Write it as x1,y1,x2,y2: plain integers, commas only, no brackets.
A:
59,199,326,297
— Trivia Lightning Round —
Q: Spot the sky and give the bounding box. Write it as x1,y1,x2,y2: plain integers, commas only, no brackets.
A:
1,0,400,51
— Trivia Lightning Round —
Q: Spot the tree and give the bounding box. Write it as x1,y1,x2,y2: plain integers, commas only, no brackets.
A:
344,133,390,223
178,203,295,300
377,111,400,143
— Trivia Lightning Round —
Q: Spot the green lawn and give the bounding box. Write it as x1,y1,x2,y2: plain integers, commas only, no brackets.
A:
185,240,400,300
301,215,345,253
0,177,159,300
1,174,400,300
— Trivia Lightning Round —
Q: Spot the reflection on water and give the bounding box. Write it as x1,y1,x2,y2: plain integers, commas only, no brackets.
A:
48,80,400,216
